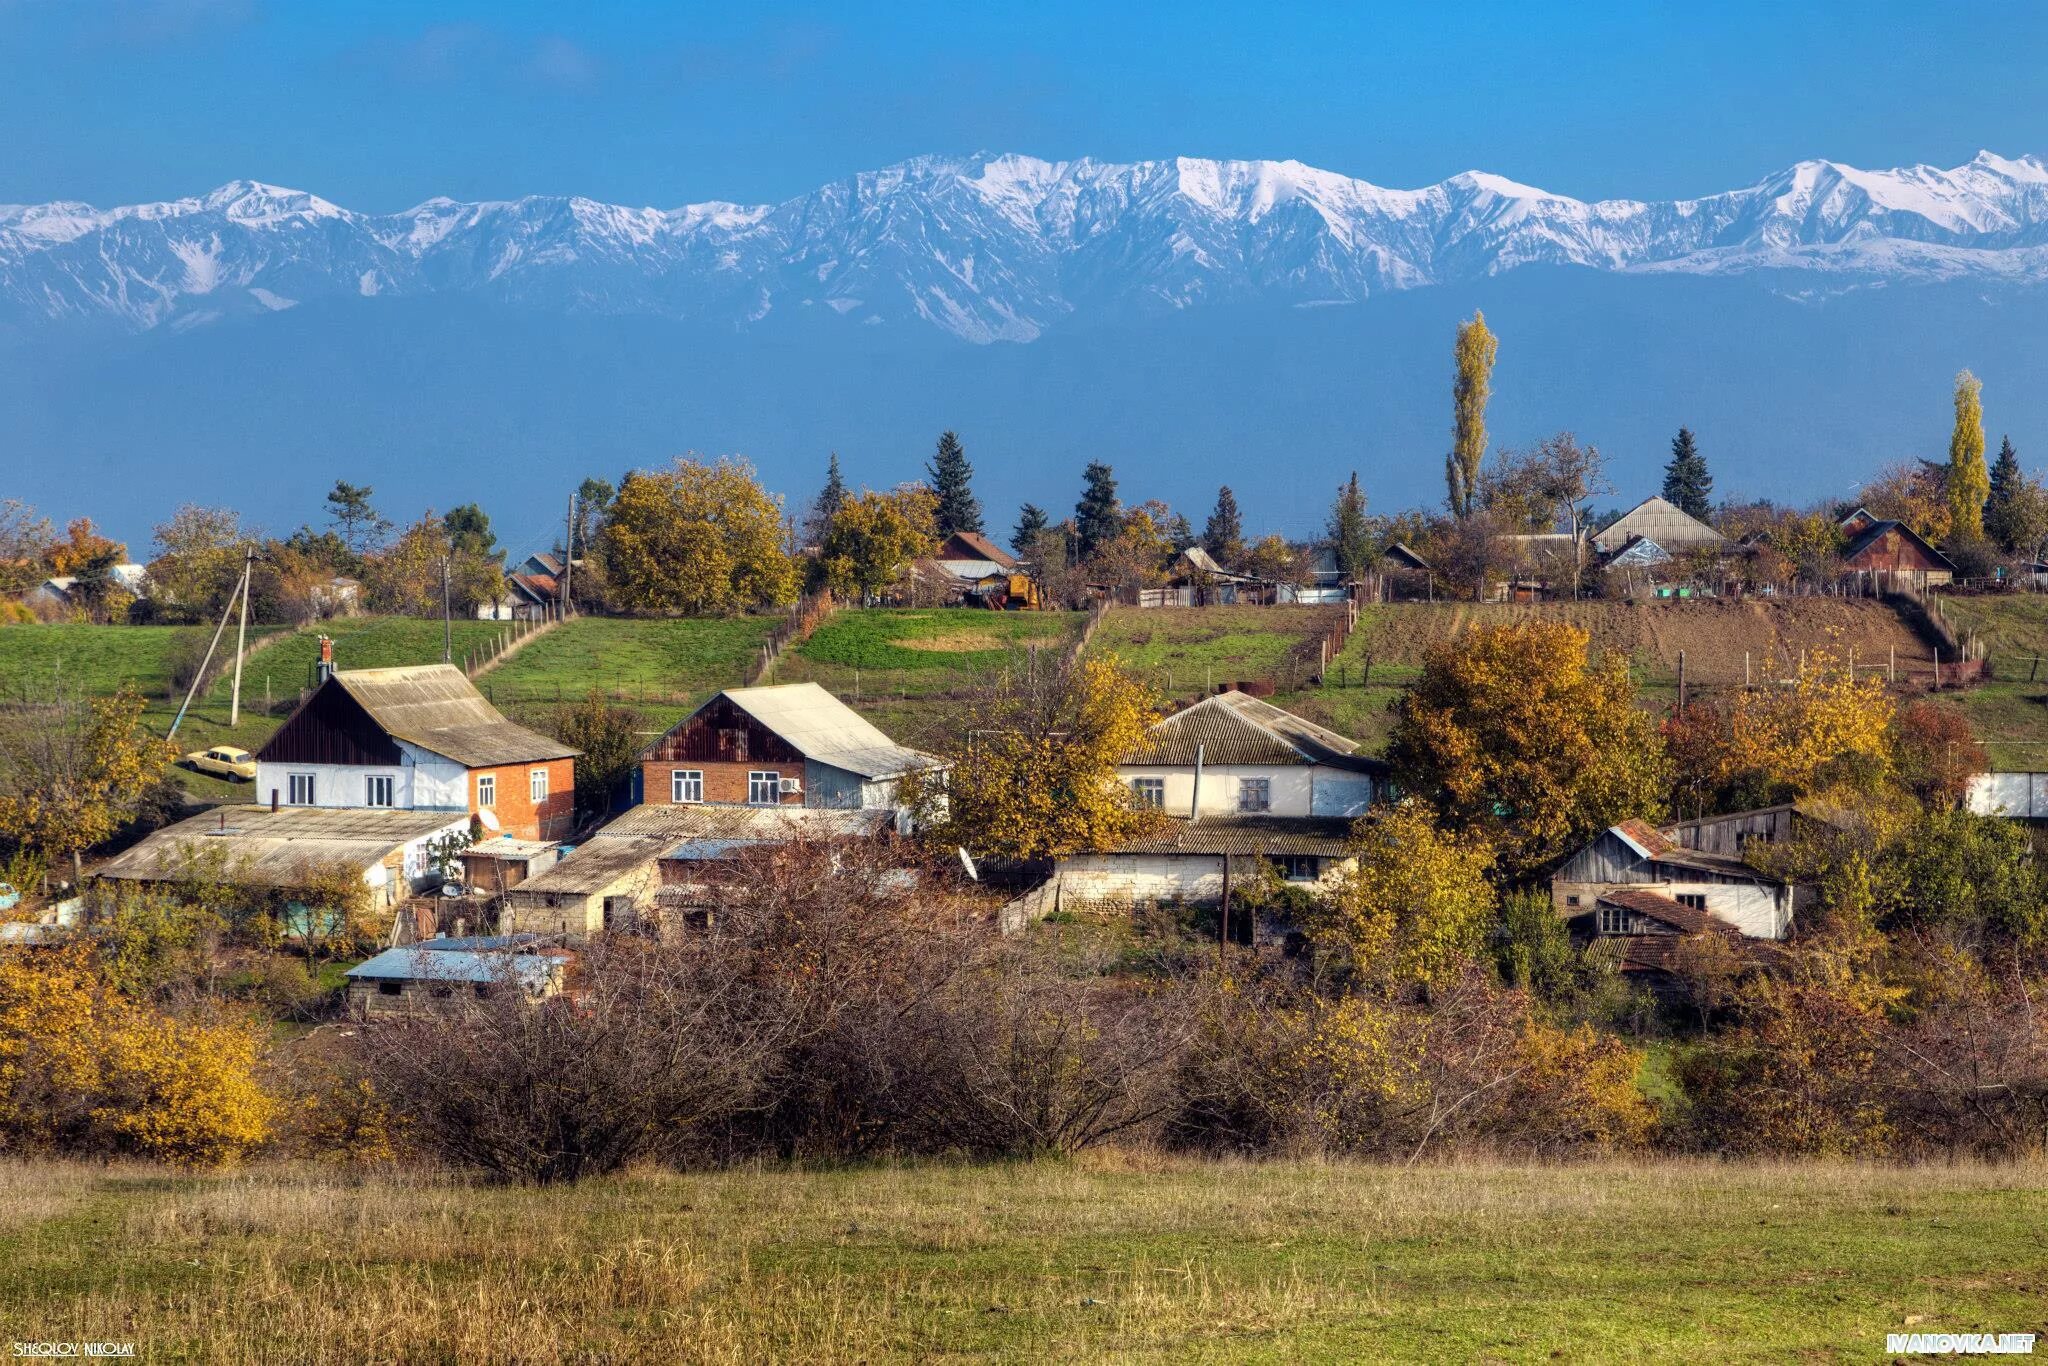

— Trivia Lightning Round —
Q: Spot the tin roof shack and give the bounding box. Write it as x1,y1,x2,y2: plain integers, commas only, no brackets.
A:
345,942,570,1018
1837,512,1956,589
254,662,579,840
631,804,898,928
1120,690,1387,821
933,531,1019,584
1586,887,1748,992
457,837,562,896
1551,818,1798,942
639,682,948,817
1052,816,1357,926
94,806,470,914
499,828,668,939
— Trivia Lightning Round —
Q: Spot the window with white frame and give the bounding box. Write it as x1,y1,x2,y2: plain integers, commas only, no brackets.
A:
1271,854,1319,882
529,768,549,803
1237,777,1271,813
672,769,703,803
364,774,394,808
287,772,316,806
748,770,782,805
1130,777,1165,808
476,773,495,808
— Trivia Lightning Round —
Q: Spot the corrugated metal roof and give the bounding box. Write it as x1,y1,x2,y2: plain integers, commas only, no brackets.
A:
1611,819,1677,859
1591,497,1728,554
1596,887,1713,934
346,946,559,988
96,806,466,885
506,832,667,897
1123,691,1385,773
937,531,1018,569
599,804,895,841
1101,815,1358,857
462,836,559,861
332,665,579,768
716,683,947,780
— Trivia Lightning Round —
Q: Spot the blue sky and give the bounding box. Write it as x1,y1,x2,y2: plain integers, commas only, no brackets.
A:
5,0,2047,211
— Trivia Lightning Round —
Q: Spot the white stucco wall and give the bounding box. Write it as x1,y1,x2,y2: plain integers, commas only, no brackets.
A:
1055,851,1355,905
255,742,469,814
1118,763,1377,819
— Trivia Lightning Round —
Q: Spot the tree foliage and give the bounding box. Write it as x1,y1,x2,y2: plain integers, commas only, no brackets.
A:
1325,472,1374,584
324,480,390,555
1309,800,1496,991
0,688,175,868
1387,621,1670,876
815,486,937,602
1661,427,1713,521
925,431,983,536
1446,311,1497,518
1200,486,1244,567
599,457,797,616
1011,502,1049,556
1073,460,1121,561
1948,369,1988,540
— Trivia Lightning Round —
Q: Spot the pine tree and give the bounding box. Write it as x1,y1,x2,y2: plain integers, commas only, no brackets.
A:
805,453,847,545
1948,370,1988,540
1447,312,1498,517
1166,512,1196,553
1074,461,1121,561
925,430,983,536
1011,503,1048,556
1985,435,2024,552
1201,486,1245,565
1660,428,1714,521
1326,471,1374,582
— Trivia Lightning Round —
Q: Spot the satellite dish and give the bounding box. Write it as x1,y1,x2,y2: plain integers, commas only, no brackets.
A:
477,809,502,833
956,846,979,881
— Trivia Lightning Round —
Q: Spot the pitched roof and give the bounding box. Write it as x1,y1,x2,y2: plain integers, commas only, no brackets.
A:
1101,815,1358,858
329,665,578,768
1840,518,1957,571
1596,887,1714,934
599,803,894,843
1123,691,1386,773
1382,542,1431,571
1591,497,1728,554
346,946,561,989
935,531,1017,570
1173,546,1258,582
711,683,947,780
95,806,468,885
1610,819,1677,859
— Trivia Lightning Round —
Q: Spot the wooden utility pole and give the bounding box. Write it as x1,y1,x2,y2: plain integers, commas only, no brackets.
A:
563,493,575,614
442,556,453,665
228,547,256,727
1677,650,1687,712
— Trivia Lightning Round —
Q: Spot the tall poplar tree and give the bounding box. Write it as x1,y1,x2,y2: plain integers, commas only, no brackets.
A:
1201,486,1245,565
1447,312,1498,518
1074,461,1121,561
1660,428,1714,521
1948,370,1988,540
925,430,983,536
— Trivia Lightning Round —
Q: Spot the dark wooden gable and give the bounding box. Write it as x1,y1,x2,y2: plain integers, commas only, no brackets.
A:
256,677,403,767
644,694,805,766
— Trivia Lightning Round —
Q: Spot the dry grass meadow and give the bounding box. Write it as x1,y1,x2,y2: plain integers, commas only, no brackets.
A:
2,1155,2044,1362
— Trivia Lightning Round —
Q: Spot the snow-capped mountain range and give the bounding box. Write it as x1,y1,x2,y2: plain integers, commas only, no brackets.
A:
6,150,2048,343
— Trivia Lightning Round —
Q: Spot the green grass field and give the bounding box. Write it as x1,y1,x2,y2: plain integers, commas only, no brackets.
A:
1,1157,2040,1361
1088,606,1340,702
0,623,286,705
779,608,1084,700
478,615,779,730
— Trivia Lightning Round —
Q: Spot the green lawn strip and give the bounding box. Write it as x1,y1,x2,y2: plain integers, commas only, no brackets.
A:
784,609,1082,699
481,615,780,710
1936,595,2048,683
1090,607,1338,701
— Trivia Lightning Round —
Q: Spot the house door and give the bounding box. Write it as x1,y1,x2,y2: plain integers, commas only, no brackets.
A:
602,896,633,932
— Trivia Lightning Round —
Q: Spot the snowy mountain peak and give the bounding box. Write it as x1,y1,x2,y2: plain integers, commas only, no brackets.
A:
6,149,2048,341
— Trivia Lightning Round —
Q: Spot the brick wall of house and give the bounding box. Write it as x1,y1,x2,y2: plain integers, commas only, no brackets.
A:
470,756,577,839
639,759,803,807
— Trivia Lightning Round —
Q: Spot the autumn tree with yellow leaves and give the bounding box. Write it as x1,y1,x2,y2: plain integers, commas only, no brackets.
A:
933,656,1163,861
0,687,175,883
597,456,796,616
1307,799,1496,992
814,485,937,603
1387,621,1670,876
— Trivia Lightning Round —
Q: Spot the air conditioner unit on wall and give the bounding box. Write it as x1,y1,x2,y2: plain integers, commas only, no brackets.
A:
780,777,803,795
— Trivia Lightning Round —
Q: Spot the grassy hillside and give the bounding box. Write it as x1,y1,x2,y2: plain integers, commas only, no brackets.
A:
3,1157,2040,1361
0,622,286,704
1921,594,2048,770
779,608,1085,700
1088,606,1341,701
479,615,779,730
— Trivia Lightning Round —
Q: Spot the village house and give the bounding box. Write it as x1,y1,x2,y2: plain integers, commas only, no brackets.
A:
1837,507,1956,590
1139,546,1265,608
500,803,893,938
636,682,947,818
1590,496,1730,557
1050,692,1386,910
253,654,579,840
25,562,149,612
94,805,472,913
344,937,571,1018
1553,814,1805,944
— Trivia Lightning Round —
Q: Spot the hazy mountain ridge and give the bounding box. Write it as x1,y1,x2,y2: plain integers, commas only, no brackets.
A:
6,150,2048,341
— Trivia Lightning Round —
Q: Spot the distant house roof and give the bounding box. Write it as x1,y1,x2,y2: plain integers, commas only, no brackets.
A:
1104,815,1358,858
707,683,948,781
935,531,1018,570
1610,818,1677,859
1840,518,1956,572
346,946,561,990
1591,497,1727,554
1123,691,1386,774
599,803,895,843
34,564,149,600
1382,543,1431,572
1602,535,1671,569
95,806,466,885
1171,546,1257,583
1596,887,1716,935
327,665,579,769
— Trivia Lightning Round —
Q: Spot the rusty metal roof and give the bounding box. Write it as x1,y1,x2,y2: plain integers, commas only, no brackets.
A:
333,665,578,768
1099,815,1358,858
1123,691,1385,773
95,806,467,885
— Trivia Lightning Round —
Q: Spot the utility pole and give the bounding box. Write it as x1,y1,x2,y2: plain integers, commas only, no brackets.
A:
563,492,575,615
442,555,453,665
228,547,256,727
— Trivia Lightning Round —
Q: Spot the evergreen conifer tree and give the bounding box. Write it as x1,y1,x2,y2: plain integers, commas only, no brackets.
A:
1985,435,2023,552
1074,461,1121,561
805,453,848,544
1660,428,1714,521
925,431,983,536
1327,471,1374,582
1011,503,1049,556
1201,486,1245,565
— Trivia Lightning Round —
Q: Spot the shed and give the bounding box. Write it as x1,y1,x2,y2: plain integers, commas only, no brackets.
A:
345,944,569,1017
